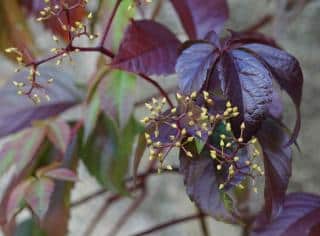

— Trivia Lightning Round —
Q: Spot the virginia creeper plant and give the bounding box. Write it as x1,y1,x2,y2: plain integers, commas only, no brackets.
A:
0,0,319,235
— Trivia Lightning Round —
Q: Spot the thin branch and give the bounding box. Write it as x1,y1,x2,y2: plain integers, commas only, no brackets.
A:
71,167,179,208
241,14,273,33
138,73,174,108
130,213,207,236
83,194,122,236
99,0,122,47
71,189,107,207
151,0,163,20
106,188,147,236
197,208,209,236
134,85,178,107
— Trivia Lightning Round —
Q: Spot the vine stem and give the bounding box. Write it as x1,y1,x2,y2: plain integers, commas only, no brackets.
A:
130,213,207,236
71,167,179,208
106,188,147,236
99,0,122,47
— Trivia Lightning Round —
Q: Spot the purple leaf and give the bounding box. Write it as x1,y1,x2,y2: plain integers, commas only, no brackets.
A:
44,168,78,182
25,178,55,220
242,43,303,145
252,192,320,236
176,43,218,94
0,67,81,138
46,120,71,153
268,90,283,120
215,50,273,138
111,20,181,75
6,178,34,222
179,149,236,222
170,0,229,39
257,119,292,220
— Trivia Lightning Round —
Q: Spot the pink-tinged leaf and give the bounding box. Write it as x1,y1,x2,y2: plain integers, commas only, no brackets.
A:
241,43,303,145
0,67,80,138
25,178,55,220
257,119,292,220
176,43,218,94
6,178,35,222
47,120,71,153
111,20,181,75
252,193,320,236
44,168,78,182
15,128,46,173
170,0,229,39
0,128,45,177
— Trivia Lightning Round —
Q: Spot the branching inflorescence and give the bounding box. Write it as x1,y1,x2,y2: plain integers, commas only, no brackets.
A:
142,91,264,192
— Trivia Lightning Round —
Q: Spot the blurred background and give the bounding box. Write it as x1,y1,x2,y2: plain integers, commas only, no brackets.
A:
0,0,320,235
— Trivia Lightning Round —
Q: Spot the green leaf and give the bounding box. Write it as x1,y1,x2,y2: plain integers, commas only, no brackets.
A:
80,115,119,188
110,116,143,193
106,0,136,49
195,138,205,154
83,92,101,143
220,192,234,213
101,70,137,129
14,218,46,236
81,115,142,194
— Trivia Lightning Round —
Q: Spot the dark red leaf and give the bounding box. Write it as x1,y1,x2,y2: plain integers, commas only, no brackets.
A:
170,0,229,39
179,148,236,222
241,43,303,145
21,0,86,41
176,43,218,94
0,67,80,138
252,192,320,236
257,119,292,220
111,20,181,75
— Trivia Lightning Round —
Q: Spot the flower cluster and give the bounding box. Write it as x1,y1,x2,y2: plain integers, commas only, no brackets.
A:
141,91,264,191
5,0,95,104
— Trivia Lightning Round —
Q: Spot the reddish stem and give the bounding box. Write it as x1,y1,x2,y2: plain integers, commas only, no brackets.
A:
131,213,207,236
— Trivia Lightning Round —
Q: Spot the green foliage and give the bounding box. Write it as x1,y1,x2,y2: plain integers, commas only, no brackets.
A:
81,115,142,193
